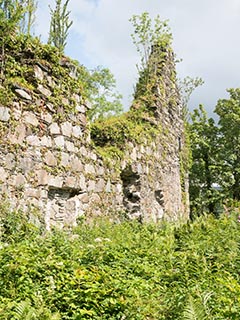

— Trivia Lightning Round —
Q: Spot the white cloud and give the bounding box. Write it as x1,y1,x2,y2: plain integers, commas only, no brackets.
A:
35,0,240,114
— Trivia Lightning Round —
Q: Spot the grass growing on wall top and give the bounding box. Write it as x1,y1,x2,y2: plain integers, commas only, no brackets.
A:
90,109,161,150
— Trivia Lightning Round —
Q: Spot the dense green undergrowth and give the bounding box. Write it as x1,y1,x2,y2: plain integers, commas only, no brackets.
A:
1,206,240,319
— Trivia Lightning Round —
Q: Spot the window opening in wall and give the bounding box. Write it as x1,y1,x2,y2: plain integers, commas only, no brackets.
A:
155,189,164,206
47,187,82,222
120,166,141,219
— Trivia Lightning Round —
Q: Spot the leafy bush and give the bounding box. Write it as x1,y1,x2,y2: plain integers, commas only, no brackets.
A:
0,203,41,243
0,212,240,319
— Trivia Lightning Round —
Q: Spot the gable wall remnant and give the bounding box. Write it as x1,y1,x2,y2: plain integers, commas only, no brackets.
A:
0,42,189,228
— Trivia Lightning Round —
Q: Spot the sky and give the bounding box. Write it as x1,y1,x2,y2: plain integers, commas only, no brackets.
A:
36,0,240,117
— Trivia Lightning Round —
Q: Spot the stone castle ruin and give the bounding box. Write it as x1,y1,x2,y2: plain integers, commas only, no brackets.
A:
0,39,189,229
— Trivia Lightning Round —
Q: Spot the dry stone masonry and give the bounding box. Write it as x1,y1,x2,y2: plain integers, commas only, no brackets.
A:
0,42,189,229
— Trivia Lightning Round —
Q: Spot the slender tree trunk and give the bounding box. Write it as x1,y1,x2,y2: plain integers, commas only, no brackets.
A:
232,152,240,201
1,41,5,81
204,152,215,214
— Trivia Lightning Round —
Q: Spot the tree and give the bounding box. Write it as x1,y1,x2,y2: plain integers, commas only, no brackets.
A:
215,88,240,201
19,0,37,36
0,0,24,34
130,12,172,74
189,89,240,216
129,12,172,99
189,105,221,217
83,66,123,121
178,76,204,121
0,0,37,36
0,0,24,79
48,0,73,53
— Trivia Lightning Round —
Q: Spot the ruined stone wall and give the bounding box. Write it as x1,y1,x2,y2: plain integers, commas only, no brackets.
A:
0,41,189,228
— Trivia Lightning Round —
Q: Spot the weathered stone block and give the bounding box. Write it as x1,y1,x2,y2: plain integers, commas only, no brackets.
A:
88,180,96,191
78,193,89,204
65,198,77,215
0,167,7,182
137,163,143,174
40,189,48,199
19,157,34,172
41,112,53,124
79,174,86,190
36,170,49,185
54,136,65,148
90,193,101,203
49,123,60,135
12,173,26,187
115,183,122,193
40,136,52,147
95,179,105,193
72,93,81,103
44,151,57,166
26,135,40,146
46,76,55,87
61,122,72,137
78,114,87,127
146,146,152,155
0,106,10,122
69,157,83,172
5,153,16,170
76,105,86,113
38,84,51,97
72,126,82,138
85,164,95,174
115,194,123,205
46,103,54,112
15,89,32,100
65,141,75,152
84,100,92,109
97,166,105,176
65,176,77,188
105,179,112,193
79,146,88,156
23,111,39,127
48,176,63,188
89,152,97,161
34,65,44,81
130,148,137,161
68,113,77,122
8,123,26,144
25,188,42,199
60,152,69,166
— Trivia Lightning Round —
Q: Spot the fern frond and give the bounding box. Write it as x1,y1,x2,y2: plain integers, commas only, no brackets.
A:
13,300,37,320
182,295,206,320
50,313,61,320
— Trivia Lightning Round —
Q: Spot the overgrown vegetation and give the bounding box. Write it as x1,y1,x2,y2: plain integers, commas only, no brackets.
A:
48,0,73,53
0,0,122,121
189,89,240,217
0,0,37,37
130,12,172,100
84,66,123,121
0,204,240,319
0,5,240,319
91,110,160,148
129,12,173,106
90,12,176,163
